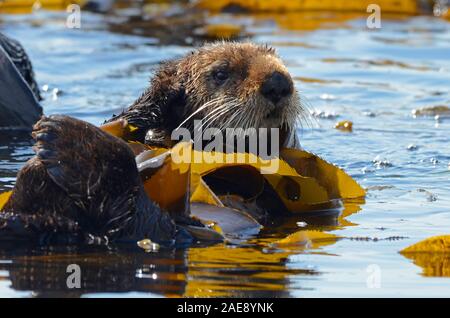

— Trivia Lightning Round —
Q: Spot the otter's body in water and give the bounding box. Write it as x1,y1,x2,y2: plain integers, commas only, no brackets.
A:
1,116,184,245
1,42,305,244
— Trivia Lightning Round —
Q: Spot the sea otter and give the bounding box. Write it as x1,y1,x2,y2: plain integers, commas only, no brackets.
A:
0,42,305,245
107,42,304,149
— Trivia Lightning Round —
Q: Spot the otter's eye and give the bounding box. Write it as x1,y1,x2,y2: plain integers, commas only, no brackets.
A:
214,70,229,83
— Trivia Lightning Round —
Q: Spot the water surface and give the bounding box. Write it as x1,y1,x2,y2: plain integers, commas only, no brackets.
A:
0,8,449,297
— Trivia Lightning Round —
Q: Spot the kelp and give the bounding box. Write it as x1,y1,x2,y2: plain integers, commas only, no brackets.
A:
201,24,243,39
100,118,140,142
99,119,365,213
127,140,366,215
98,119,365,239
400,235,450,277
402,235,450,253
335,120,353,132
195,0,419,14
0,0,420,14
271,230,339,249
136,143,191,217
0,191,12,211
0,0,86,13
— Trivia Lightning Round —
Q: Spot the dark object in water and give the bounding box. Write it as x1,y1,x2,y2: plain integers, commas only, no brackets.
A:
0,33,41,101
0,115,195,246
0,33,43,130
83,0,114,13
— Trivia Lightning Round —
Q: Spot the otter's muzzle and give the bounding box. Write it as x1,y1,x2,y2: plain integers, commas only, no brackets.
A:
260,71,293,105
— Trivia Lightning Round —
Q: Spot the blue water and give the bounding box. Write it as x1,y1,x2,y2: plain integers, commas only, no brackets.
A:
0,8,449,297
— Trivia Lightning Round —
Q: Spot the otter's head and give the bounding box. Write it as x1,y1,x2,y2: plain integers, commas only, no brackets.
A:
177,42,302,131
120,42,304,147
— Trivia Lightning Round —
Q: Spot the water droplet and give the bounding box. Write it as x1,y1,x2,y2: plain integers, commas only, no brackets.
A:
407,144,418,151
373,155,393,168
363,111,376,117
430,158,439,165
51,88,60,101
320,93,336,100
361,166,375,174
310,110,339,119
137,239,160,253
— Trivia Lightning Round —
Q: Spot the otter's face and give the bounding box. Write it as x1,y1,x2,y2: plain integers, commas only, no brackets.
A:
176,42,303,133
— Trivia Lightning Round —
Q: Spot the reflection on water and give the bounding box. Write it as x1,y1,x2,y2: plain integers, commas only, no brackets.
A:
0,132,33,192
0,3,449,297
0,235,330,297
0,198,356,297
0,244,188,297
401,250,450,277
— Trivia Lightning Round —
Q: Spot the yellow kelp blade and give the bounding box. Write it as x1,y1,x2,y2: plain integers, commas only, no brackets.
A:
190,147,364,212
203,24,242,39
400,235,450,277
281,148,365,200
101,119,188,215
190,178,223,207
271,230,340,249
195,0,418,14
136,144,363,213
0,191,12,210
0,0,87,13
190,150,331,209
137,143,192,217
100,118,139,143
401,235,450,253
100,119,174,149
263,12,365,32
101,122,194,216
194,165,266,202
100,119,363,212
444,11,450,21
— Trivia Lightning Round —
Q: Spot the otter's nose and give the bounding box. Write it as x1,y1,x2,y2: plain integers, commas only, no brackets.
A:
260,71,292,105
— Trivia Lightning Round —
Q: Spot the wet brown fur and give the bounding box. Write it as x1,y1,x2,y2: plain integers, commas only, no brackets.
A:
2,116,177,244
110,42,303,147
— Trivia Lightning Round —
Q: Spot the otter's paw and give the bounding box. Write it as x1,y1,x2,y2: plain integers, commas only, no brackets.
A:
32,115,141,224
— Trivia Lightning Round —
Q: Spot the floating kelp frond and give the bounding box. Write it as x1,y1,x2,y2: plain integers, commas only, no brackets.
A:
0,191,12,211
195,0,420,14
401,235,450,277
